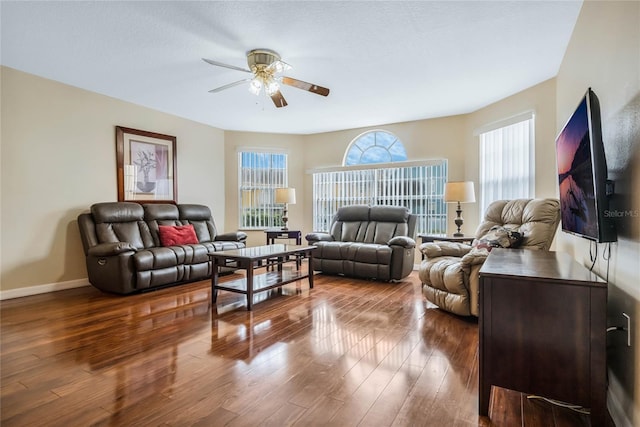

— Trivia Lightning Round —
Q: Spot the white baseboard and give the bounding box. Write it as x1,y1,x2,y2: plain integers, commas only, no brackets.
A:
0,278,90,300
608,370,634,427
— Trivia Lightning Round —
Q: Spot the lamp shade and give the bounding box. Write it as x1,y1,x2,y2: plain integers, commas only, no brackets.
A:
275,188,296,204
444,181,475,203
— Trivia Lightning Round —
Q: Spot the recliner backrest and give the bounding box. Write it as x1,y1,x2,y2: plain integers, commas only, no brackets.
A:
91,202,154,249
330,205,370,242
367,205,412,244
330,205,415,244
178,204,218,243
143,204,181,246
474,198,560,250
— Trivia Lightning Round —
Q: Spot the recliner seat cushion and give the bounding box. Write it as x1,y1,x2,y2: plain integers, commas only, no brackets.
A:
347,243,392,265
168,244,210,265
134,247,183,271
313,241,352,259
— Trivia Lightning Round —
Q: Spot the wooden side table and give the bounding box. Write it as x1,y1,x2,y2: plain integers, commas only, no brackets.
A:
264,229,302,245
264,229,303,269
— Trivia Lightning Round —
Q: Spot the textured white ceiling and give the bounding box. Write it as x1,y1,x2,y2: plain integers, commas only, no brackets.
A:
1,1,582,134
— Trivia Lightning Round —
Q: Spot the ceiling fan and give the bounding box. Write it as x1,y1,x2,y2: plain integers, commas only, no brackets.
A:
202,49,330,108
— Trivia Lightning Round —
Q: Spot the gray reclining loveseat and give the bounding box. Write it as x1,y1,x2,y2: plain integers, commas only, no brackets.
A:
305,205,417,281
77,202,247,294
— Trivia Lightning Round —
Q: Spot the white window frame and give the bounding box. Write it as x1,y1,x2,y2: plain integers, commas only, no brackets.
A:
237,148,288,230
477,112,535,219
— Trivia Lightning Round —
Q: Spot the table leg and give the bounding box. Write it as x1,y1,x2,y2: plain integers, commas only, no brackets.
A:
246,261,254,311
211,257,220,305
296,254,301,270
308,251,314,289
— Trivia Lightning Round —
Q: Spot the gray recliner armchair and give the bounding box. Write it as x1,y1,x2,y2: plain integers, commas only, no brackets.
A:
419,198,560,316
305,205,417,281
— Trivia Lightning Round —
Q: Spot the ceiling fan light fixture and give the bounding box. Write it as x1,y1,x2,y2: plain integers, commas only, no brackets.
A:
204,48,330,108
265,79,280,96
249,78,262,95
272,60,291,73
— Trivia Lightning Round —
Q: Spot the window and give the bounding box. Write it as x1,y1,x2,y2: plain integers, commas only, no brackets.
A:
344,130,408,165
312,131,447,234
312,162,448,234
238,150,287,229
478,114,535,218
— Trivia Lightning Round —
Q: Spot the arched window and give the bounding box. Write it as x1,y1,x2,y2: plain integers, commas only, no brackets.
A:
343,130,407,165
311,130,448,235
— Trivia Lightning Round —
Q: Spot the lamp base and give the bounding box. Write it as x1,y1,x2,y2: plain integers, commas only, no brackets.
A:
281,207,289,231
453,202,465,237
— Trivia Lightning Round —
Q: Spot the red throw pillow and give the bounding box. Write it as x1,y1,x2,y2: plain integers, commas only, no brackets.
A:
158,225,199,246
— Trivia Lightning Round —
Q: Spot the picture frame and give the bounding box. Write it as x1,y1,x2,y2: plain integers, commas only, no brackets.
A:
116,126,177,203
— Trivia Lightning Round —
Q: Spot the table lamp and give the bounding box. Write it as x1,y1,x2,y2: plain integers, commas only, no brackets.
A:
275,187,296,230
444,181,476,237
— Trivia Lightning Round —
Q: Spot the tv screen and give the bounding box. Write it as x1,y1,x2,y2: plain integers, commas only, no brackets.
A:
555,88,616,243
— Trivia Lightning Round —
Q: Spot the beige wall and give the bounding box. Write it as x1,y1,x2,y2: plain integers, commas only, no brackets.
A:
464,78,558,224
1,66,226,292
555,2,640,426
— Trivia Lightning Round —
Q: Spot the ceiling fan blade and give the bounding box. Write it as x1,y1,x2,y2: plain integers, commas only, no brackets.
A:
202,58,252,74
270,90,288,108
282,76,330,97
208,79,251,93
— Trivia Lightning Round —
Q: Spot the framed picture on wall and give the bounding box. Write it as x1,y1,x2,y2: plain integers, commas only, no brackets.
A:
116,126,177,203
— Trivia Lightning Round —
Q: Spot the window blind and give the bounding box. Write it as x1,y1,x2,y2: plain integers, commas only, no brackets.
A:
312,161,447,234
479,117,535,219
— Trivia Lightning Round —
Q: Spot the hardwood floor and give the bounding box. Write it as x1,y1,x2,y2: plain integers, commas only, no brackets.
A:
1,266,601,426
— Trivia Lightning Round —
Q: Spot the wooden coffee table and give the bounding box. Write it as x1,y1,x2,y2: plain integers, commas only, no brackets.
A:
208,244,316,310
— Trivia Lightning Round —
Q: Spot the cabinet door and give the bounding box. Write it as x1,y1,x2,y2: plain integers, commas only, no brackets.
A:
484,278,591,406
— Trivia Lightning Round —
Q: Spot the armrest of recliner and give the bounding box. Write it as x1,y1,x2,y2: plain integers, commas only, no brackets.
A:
419,241,472,259
215,231,248,243
305,232,334,244
88,242,137,257
460,247,490,270
388,236,416,249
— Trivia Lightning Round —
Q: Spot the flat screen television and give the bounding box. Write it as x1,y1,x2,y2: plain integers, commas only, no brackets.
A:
555,88,616,243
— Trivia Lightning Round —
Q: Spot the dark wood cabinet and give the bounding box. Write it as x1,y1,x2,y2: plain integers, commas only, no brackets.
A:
479,249,607,426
